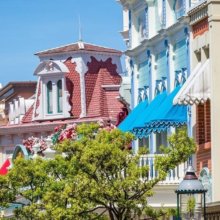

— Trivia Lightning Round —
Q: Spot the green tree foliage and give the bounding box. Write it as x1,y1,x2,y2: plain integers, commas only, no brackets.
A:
186,196,196,219
0,124,196,220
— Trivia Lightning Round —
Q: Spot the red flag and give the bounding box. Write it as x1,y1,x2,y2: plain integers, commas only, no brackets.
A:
0,159,10,175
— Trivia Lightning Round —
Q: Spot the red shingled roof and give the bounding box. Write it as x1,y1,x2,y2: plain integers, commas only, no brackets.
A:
22,105,34,123
35,42,122,56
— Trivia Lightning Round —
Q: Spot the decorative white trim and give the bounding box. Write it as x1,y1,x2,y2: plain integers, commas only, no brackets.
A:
101,85,121,91
37,50,122,119
78,41,85,49
34,60,69,76
7,97,35,125
78,57,86,118
39,52,122,74
62,77,71,117
33,63,71,121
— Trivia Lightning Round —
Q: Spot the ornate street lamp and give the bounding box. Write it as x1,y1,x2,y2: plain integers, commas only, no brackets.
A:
176,166,207,220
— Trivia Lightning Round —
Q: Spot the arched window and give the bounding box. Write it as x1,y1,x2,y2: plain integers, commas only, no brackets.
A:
57,80,63,113
47,81,53,114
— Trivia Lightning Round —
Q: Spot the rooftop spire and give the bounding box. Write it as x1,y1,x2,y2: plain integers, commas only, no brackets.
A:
78,15,82,42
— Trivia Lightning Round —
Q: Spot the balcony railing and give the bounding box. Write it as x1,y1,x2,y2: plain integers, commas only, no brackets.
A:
139,154,186,184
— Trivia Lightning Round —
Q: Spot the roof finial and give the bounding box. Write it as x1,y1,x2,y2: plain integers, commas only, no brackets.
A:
78,14,82,42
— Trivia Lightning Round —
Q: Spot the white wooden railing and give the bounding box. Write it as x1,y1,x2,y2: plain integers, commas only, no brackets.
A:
139,154,186,184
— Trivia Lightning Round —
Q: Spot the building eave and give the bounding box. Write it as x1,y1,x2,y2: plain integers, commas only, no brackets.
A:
36,51,122,61
0,82,37,101
35,42,122,57
0,117,114,135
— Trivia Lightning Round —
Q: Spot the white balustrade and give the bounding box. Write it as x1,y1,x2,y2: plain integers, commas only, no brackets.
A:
139,154,186,184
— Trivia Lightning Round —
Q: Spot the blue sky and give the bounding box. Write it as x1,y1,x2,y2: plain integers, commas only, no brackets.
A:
0,0,125,86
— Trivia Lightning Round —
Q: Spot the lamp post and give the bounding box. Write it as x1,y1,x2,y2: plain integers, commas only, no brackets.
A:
176,166,207,220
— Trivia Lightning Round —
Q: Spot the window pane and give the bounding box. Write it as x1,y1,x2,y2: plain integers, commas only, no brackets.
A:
156,131,167,153
138,137,149,153
47,81,53,114
57,80,63,113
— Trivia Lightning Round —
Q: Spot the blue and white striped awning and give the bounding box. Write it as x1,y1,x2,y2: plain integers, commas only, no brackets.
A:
173,60,210,105
118,100,148,132
118,87,187,138
132,86,187,138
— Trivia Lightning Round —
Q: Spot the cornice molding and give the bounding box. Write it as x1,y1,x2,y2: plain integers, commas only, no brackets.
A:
188,3,208,25
188,1,207,15
39,49,121,61
40,52,122,75
0,117,112,135
101,85,121,91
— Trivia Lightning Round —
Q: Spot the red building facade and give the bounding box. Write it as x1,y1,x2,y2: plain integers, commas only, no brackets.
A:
0,41,126,165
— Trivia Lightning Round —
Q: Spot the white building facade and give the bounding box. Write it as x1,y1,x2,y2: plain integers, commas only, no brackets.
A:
118,0,203,210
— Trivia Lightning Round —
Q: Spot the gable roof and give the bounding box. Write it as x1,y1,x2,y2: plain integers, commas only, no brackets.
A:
0,81,37,102
35,41,122,56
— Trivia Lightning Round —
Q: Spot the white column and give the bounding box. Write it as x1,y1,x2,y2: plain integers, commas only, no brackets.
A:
14,99,19,124
169,40,175,92
131,10,139,48
8,102,14,124
133,61,139,108
150,52,156,100
123,7,129,31
208,0,220,202
78,57,87,118
80,73,86,118
148,3,156,39
166,0,175,27
52,80,57,114
71,56,87,118
19,97,25,115
43,81,46,118
149,49,156,155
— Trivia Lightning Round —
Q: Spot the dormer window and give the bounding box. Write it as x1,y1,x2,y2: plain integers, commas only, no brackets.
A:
34,60,71,120
47,81,53,114
57,80,63,113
